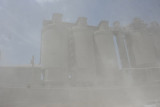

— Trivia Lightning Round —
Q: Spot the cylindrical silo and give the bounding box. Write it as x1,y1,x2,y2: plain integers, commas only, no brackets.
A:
71,17,97,85
41,14,69,69
72,17,96,69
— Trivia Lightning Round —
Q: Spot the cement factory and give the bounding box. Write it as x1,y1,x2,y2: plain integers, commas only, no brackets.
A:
0,13,160,107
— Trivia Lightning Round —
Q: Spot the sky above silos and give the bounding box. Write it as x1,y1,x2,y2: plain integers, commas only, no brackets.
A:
0,0,160,65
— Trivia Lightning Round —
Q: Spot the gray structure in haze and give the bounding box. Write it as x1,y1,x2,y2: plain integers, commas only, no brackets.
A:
0,13,160,107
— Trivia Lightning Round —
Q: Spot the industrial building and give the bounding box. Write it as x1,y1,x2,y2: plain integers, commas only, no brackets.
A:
0,13,160,107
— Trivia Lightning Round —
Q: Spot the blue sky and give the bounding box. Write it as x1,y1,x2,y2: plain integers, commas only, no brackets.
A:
0,0,160,65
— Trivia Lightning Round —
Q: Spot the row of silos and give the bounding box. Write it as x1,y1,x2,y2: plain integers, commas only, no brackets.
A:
40,14,119,85
40,14,160,84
